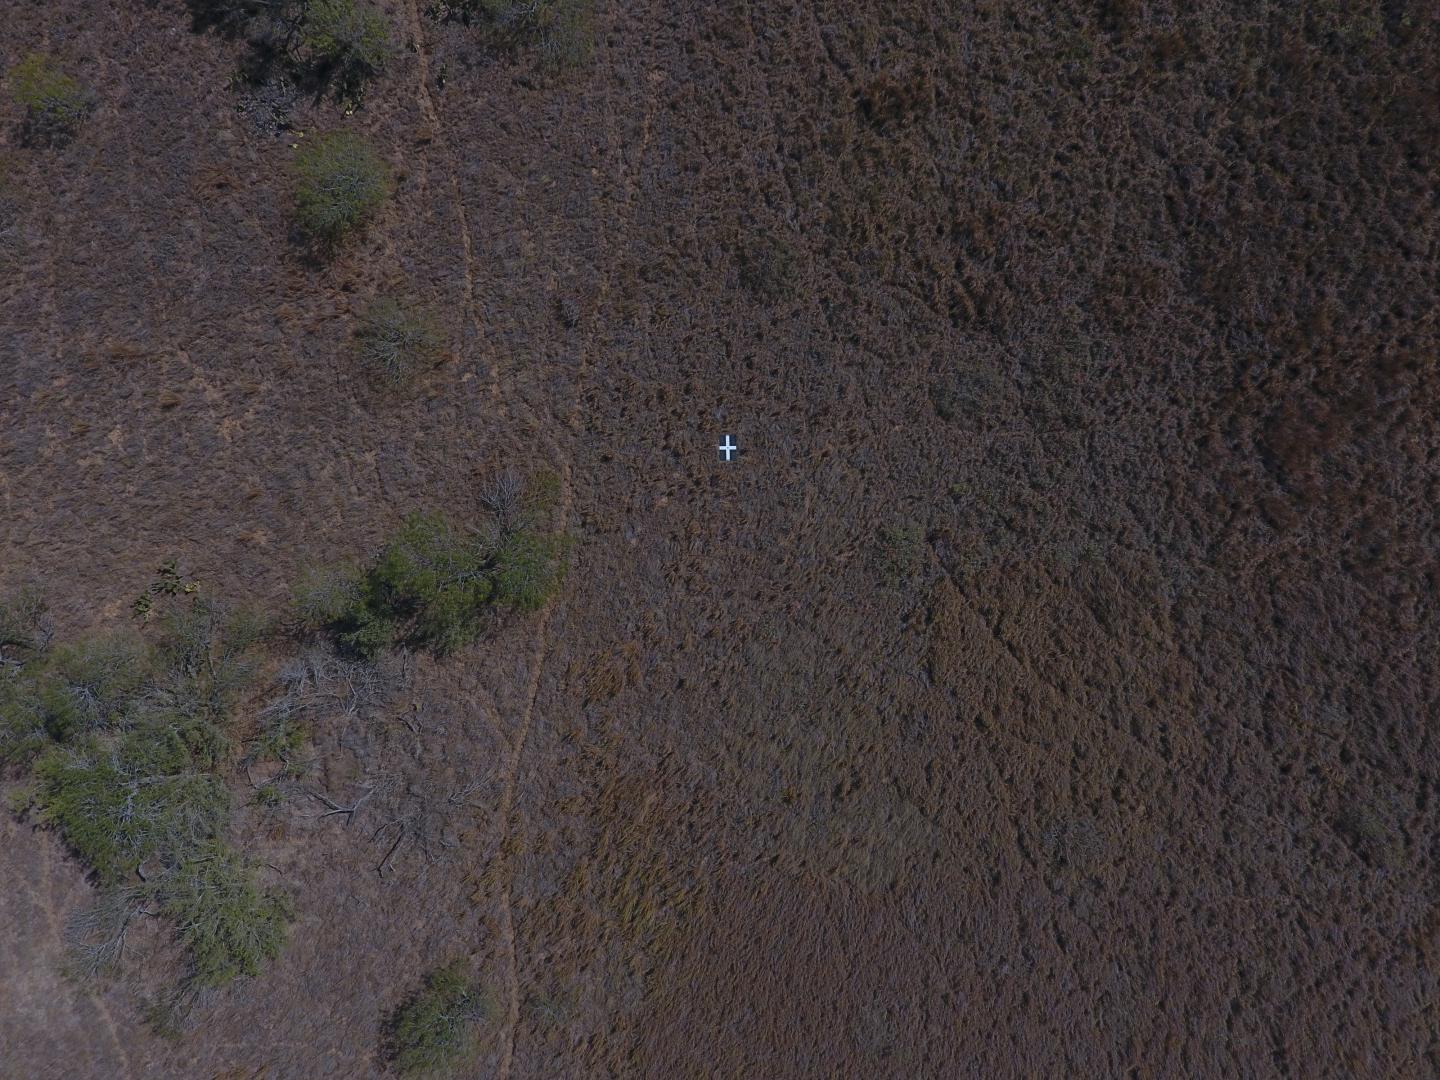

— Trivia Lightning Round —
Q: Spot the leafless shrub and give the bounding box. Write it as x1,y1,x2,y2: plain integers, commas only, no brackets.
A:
65,885,152,979
479,470,525,527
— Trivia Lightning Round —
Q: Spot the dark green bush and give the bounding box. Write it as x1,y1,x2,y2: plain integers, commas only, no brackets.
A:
302,0,392,96
362,511,495,656
32,732,230,885
8,54,92,145
355,298,443,387
389,962,491,1076
297,495,569,658
293,132,390,243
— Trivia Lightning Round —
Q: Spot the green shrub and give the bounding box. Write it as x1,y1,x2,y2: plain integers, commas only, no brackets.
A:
293,132,390,243
31,728,230,885
292,564,363,628
143,601,265,767
368,512,495,655
302,0,392,96
300,501,569,658
389,962,491,1076
8,54,92,145
490,529,570,612
355,298,442,387
3,593,291,991
42,633,152,737
162,844,291,987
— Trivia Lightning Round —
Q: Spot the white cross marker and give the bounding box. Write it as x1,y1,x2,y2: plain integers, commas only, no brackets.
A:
718,435,738,462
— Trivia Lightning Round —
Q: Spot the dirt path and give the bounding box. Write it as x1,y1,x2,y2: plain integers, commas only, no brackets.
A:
400,7,603,1076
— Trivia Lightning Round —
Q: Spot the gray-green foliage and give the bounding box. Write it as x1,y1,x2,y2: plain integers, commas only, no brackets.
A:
302,0,392,96
293,132,390,243
1,591,291,993
389,962,491,1076
163,843,292,987
430,0,596,68
355,298,442,387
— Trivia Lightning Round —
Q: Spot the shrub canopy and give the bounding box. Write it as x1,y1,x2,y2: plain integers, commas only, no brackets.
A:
293,132,390,243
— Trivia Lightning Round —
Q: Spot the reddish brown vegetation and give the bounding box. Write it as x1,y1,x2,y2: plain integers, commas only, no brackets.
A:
1,0,1438,1076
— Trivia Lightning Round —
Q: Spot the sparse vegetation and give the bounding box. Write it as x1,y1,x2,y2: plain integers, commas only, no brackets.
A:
293,132,390,244
388,962,491,1076
429,0,596,68
296,479,569,658
8,53,92,146
877,520,926,585
1,589,291,995
354,298,443,387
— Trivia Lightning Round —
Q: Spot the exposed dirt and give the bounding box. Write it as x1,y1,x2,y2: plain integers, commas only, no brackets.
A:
2,0,1439,1076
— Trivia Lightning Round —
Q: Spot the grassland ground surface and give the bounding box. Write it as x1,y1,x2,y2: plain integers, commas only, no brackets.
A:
1,1,1438,1076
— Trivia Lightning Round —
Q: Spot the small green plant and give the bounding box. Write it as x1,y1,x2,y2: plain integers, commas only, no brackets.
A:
354,298,442,387
388,962,491,1076
133,558,200,621
302,0,392,97
877,521,926,585
293,132,390,244
8,54,92,145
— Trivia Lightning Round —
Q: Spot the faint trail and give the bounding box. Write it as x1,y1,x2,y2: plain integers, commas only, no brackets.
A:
41,839,133,1076
404,5,651,1075
490,617,559,1080
402,8,573,1079
403,0,497,408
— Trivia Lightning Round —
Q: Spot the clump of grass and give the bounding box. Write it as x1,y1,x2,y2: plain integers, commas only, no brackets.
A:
737,231,799,303
388,962,491,1076
0,583,49,657
877,520,926,586
302,0,392,98
293,132,390,244
8,54,92,146
354,298,442,387
297,480,570,659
